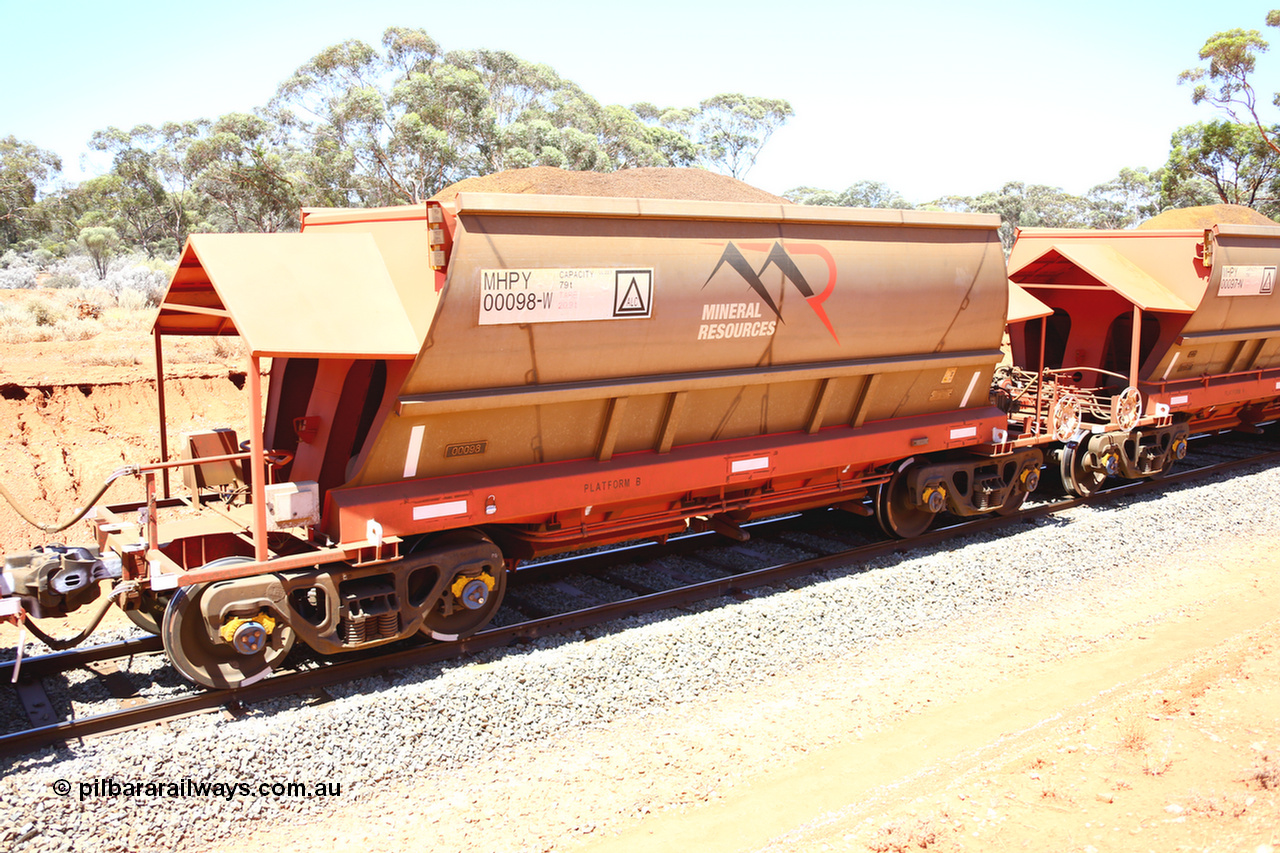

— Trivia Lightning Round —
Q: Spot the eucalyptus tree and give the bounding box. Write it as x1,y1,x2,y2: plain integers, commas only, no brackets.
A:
1085,167,1161,229
77,225,121,279
85,124,209,254
933,182,1093,251
0,136,61,249
273,28,500,203
692,94,793,179
185,113,304,233
1180,12,1280,154
274,28,723,201
1162,120,1280,214
785,180,914,209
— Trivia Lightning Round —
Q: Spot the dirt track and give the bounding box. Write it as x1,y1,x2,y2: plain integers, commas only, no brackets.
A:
204,511,1280,853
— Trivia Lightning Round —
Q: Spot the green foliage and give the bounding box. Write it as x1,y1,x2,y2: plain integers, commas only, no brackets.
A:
691,94,793,179
1180,12,1280,155
786,181,914,209
3,28,801,255
1162,120,1280,214
78,225,121,280
45,272,82,289
187,112,303,232
0,136,61,250
1086,167,1161,229
270,29,774,203
933,182,1096,251
24,295,65,326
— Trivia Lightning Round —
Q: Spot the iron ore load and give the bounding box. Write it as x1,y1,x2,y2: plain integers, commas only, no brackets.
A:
3,191,1279,690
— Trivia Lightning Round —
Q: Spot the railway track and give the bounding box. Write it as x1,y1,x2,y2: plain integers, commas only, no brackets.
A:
5,429,1280,757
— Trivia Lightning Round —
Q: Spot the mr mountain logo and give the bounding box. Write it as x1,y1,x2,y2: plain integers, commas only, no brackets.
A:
699,242,840,343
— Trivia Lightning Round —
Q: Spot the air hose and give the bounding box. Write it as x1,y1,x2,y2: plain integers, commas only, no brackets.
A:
16,590,121,650
0,465,139,534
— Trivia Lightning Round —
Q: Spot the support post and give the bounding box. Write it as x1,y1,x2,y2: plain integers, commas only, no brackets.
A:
248,354,269,563
1130,305,1142,387
1035,322,1046,436
145,471,158,553
154,328,170,499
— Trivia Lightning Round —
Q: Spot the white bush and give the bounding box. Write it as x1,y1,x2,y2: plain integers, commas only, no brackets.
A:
103,258,170,306
0,264,37,289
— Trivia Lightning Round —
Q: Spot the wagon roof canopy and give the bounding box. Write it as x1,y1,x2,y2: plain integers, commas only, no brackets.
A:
1006,281,1053,323
153,233,420,359
1008,242,1196,314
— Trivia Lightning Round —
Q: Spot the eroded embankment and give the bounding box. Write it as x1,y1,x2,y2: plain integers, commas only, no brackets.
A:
0,373,250,552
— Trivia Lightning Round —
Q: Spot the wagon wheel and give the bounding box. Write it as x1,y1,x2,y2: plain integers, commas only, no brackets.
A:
875,466,936,539
1059,440,1107,498
421,565,508,642
124,591,171,635
995,489,1029,517
1111,387,1142,431
160,559,295,690
997,463,1041,517
1148,435,1187,481
1051,394,1083,442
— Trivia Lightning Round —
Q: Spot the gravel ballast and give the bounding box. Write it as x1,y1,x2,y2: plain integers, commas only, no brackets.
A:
2,462,1277,852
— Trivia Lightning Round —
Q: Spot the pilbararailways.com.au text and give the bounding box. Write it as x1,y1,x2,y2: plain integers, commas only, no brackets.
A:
54,777,342,801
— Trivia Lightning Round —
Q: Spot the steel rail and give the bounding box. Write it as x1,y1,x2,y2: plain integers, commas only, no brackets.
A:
0,636,164,684
4,441,1280,757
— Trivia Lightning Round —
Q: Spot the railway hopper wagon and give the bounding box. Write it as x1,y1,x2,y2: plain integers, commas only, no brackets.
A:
999,223,1280,495
1,194,1041,689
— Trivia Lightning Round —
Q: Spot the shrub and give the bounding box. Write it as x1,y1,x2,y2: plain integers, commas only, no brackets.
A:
103,254,171,306
24,296,65,326
101,305,151,331
117,288,151,312
53,317,102,341
45,272,85,289
0,265,37,289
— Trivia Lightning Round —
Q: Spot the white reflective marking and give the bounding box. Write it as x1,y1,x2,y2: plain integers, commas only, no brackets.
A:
959,370,981,408
238,667,272,687
149,560,180,591
1162,351,1180,380
404,425,425,478
413,500,468,521
0,598,20,617
731,457,770,473
949,426,978,440
1171,395,1189,406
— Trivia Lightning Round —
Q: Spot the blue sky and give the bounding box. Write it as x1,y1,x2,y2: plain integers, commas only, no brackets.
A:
2,0,1276,202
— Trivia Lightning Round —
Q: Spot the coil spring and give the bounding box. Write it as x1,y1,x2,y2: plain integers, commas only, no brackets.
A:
377,611,399,638
340,616,368,645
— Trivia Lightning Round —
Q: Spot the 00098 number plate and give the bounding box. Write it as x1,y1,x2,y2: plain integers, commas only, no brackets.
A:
479,268,653,324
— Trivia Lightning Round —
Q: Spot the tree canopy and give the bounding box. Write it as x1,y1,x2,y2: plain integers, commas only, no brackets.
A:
6,18,1280,271
1179,13,1280,154
0,27,792,258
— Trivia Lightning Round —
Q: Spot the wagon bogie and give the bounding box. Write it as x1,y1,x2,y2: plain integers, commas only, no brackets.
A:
874,448,1043,538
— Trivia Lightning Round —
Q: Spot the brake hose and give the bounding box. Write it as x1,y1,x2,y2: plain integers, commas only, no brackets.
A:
0,465,138,534
15,590,121,650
